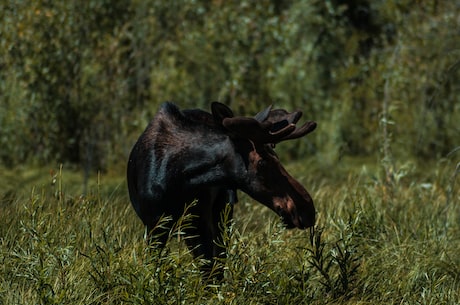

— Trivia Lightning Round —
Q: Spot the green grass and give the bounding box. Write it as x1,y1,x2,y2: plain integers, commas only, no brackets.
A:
0,157,459,304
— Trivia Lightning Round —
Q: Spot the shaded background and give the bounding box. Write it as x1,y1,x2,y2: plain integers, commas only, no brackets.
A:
1,0,459,176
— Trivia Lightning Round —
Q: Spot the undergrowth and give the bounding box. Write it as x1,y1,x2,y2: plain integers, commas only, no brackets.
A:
0,157,459,304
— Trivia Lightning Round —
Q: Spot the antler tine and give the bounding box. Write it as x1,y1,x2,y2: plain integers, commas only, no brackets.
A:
265,109,303,126
276,121,317,142
254,105,273,122
222,117,296,144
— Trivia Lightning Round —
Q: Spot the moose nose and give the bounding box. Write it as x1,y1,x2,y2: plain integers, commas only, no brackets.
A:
298,213,315,229
275,196,315,229
287,177,316,229
295,195,316,229
298,198,316,229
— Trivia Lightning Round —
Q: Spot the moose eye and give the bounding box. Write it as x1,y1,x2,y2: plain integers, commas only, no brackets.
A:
257,159,267,169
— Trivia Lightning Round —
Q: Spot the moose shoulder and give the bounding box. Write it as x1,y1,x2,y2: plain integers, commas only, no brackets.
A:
127,102,316,277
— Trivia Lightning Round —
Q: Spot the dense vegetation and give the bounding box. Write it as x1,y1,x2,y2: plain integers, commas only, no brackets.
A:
0,0,459,304
1,0,459,169
1,159,459,304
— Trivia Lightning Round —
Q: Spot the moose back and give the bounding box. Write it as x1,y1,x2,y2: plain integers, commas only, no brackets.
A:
127,102,316,274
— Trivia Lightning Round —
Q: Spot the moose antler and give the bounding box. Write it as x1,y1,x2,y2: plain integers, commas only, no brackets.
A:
278,120,316,141
211,101,316,144
254,106,316,143
254,105,273,122
222,117,296,144
255,107,302,126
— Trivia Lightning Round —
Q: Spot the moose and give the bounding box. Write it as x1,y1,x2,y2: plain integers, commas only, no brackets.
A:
127,102,316,277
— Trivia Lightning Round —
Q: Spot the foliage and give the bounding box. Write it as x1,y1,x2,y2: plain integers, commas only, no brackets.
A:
0,1,459,302
0,155,459,304
0,0,459,170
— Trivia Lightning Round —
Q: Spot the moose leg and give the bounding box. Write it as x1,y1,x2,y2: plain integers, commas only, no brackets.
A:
185,188,233,280
208,188,234,280
145,216,170,249
185,195,218,278
135,197,171,251
211,189,234,261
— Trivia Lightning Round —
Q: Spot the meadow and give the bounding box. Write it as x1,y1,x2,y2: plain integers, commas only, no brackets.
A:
1,1,459,304
1,155,459,304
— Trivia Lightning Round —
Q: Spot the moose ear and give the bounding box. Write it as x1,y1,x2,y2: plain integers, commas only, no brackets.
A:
211,102,234,125
254,105,273,122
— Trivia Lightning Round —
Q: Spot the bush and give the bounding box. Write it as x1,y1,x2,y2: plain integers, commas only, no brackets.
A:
0,0,459,169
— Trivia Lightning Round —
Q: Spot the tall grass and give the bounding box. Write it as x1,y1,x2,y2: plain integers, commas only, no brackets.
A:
0,157,459,304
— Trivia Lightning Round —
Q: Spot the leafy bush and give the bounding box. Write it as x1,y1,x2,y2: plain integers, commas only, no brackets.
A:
0,0,458,169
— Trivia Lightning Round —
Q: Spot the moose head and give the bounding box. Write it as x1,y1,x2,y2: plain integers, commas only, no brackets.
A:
127,102,316,277
211,102,316,228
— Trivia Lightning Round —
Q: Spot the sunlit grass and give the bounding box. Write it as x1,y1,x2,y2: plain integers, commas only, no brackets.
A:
0,157,459,304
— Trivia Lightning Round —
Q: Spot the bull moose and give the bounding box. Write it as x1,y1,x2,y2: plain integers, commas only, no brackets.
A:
127,102,316,277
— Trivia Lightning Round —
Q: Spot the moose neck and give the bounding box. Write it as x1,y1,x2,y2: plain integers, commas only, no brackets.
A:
150,103,248,194
171,131,243,192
